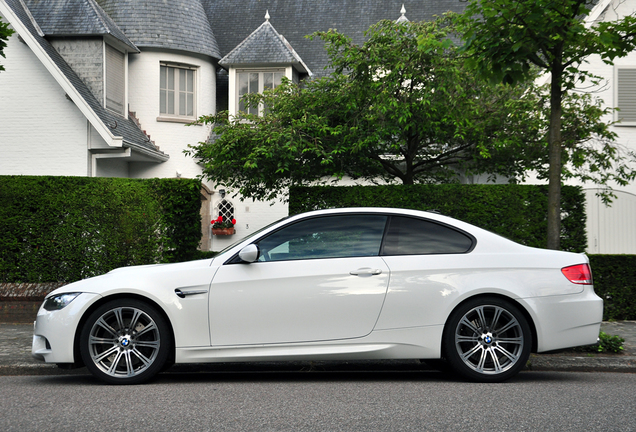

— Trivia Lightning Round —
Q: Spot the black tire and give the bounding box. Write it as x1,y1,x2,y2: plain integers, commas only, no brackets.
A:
80,299,171,385
442,297,532,383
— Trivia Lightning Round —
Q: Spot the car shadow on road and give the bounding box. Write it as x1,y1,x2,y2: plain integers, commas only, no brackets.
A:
26,363,594,386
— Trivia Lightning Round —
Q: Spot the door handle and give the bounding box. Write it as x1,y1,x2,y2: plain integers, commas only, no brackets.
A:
349,268,383,276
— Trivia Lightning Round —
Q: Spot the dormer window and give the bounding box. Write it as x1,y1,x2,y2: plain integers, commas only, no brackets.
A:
160,63,197,121
105,44,126,116
219,13,312,118
237,69,284,116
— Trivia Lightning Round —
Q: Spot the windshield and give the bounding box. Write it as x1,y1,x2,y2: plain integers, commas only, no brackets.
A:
213,216,289,259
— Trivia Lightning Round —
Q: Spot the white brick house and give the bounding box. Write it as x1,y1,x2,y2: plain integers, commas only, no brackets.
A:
1,0,635,252
576,0,636,253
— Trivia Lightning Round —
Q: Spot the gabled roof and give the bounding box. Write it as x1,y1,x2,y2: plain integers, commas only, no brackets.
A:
24,0,137,51
1,0,168,161
95,0,221,59
204,0,465,77
219,14,311,75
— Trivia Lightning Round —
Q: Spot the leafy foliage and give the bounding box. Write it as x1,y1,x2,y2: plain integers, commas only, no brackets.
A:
189,14,634,217
290,184,587,252
187,18,543,201
456,0,636,249
0,16,14,72
589,255,636,320
0,176,202,283
575,332,625,353
145,178,203,263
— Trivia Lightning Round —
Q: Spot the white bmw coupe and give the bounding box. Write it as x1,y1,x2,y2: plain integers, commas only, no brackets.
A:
32,207,602,384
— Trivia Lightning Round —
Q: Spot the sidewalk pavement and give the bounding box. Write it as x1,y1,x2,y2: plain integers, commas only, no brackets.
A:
2,321,635,377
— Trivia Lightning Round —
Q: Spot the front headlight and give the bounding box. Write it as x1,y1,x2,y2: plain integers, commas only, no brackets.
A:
42,293,81,311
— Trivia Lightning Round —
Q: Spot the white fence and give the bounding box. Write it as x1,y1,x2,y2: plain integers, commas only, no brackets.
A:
586,189,636,254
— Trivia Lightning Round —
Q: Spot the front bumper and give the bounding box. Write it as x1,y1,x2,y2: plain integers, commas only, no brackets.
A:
31,293,101,363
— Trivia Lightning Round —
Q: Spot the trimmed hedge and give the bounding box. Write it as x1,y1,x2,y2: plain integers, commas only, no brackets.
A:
0,176,202,283
290,184,586,251
589,255,636,321
290,185,636,320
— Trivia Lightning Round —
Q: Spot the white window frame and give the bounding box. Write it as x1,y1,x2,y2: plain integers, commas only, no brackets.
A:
159,62,198,122
104,43,127,116
615,66,636,126
235,68,286,116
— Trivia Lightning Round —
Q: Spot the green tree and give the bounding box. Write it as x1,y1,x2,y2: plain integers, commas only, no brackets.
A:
0,16,14,72
188,18,537,201
457,0,636,249
188,14,631,208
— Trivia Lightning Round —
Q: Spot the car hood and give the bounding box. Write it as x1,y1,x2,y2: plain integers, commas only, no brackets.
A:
45,258,217,298
106,258,214,275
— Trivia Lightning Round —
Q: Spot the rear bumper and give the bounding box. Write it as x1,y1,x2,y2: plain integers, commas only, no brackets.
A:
520,286,603,352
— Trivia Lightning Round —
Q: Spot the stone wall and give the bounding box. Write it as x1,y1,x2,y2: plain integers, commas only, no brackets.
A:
0,282,67,301
0,283,67,324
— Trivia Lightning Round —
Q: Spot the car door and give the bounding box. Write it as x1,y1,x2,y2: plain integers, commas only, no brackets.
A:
374,215,477,330
209,214,390,346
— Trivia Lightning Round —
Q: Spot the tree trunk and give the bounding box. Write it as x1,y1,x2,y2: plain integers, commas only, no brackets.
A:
547,62,563,250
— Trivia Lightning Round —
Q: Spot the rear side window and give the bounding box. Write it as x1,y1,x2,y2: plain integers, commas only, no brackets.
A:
381,216,474,255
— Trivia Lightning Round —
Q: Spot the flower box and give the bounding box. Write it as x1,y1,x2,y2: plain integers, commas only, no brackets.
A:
211,215,236,235
212,227,235,236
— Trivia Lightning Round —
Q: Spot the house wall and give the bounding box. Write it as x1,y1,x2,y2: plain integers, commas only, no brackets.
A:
0,27,91,176
95,156,129,177
50,37,104,106
126,49,216,180
581,0,636,197
570,0,636,253
125,49,288,250
207,192,289,251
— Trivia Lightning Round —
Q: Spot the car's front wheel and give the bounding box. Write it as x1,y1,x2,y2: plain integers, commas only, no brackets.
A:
80,299,170,385
443,297,532,383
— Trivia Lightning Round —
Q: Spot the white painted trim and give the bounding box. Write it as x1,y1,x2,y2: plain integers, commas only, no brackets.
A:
102,39,107,110
585,0,613,28
0,0,124,148
228,66,237,117
90,148,131,177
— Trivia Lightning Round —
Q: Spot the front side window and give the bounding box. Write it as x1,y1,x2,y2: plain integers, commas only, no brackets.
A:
237,70,284,116
160,64,196,119
381,216,474,255
256,215,387,261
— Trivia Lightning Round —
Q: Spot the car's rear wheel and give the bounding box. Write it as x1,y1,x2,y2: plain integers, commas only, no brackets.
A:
80,299,170,385
443,297,531,383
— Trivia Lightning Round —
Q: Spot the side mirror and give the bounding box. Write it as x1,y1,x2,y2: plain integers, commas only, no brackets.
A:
238,244,260,263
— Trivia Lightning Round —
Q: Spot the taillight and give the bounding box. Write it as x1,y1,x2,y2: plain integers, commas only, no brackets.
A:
561,264,593,285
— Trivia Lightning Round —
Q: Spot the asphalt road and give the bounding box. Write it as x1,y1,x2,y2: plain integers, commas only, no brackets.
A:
2,370,635,431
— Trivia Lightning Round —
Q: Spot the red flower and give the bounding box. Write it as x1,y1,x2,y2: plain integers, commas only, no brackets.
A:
231,218,237,225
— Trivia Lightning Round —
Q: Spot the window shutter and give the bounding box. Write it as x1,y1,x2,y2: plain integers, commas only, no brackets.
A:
617,68,636,124
105,45,125,115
